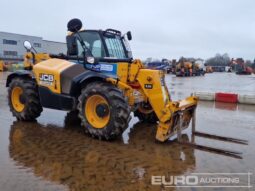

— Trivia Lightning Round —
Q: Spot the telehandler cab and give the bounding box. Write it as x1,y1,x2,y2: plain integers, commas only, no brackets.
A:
6,19,247,157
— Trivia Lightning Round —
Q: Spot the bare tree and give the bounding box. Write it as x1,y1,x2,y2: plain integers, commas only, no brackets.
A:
205,53,230,66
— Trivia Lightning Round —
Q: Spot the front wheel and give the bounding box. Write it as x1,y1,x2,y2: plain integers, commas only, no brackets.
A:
78,81,131,140
8,77,43,121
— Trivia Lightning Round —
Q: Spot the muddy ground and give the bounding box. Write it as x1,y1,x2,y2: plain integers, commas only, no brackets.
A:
0,72,254,191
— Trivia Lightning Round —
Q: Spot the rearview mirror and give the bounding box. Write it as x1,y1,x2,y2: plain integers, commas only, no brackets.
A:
127,31,132,41
66,35,78,56
24,41,32,51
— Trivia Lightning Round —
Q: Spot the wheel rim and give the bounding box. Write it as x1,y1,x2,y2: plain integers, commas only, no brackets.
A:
11,87,25,112
85,95,110,129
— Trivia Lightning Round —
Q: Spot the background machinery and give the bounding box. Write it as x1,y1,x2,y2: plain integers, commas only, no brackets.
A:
144,58,171,74
0,60,4,72
230,58,253,75
205,66,213,73
0,60,7,72
175,57,205,77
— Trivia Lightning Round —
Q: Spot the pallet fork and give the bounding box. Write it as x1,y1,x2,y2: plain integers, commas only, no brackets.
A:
177,108,248,159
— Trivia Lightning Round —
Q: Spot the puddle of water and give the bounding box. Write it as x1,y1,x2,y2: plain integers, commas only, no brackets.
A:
0,72,254,191
167,73,255,100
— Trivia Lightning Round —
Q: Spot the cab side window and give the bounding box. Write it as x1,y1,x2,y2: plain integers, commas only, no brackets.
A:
92,40,105,57
77,32,106,58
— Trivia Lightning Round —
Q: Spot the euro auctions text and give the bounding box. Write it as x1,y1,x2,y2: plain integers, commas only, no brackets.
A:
151,173,252,188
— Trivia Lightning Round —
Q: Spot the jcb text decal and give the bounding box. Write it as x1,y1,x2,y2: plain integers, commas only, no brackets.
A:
39,74,54,86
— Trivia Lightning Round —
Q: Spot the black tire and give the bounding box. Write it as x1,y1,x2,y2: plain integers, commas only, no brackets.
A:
134,102,158,123
64,110,81,127
8,77,43,121
78,81,131,140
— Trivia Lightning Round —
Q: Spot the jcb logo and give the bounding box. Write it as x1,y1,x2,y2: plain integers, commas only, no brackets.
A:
39,74,54,82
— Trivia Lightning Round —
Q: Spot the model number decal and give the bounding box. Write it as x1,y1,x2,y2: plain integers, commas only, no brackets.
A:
144,84,153,89
39,74,54,86
100,64,113,72
86,63,114,72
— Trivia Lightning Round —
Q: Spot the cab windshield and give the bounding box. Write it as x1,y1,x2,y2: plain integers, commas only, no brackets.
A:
77,31,128,59
103,35,127,59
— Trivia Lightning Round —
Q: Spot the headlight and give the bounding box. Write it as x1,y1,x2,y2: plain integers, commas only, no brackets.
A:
86,57,95,64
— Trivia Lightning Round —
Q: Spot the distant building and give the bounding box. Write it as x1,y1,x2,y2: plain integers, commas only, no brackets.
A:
0,31,66,63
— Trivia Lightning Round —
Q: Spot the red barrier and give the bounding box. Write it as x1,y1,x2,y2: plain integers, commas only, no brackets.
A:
215,93,238,103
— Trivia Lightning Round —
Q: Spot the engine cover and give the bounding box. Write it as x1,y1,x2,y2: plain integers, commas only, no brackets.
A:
33,58,75,94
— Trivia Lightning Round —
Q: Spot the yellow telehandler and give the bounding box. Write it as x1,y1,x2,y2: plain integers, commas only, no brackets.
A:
6,19,247,158
0,60,7,72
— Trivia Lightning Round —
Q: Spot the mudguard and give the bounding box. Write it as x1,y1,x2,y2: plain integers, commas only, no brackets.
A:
69,71,109,96
6,70,34,87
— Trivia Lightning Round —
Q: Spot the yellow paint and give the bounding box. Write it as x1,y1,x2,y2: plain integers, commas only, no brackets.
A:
178,96,198,109
156,104,194,142
136,68,197,142
106,78,132,91
0,61,3,71
117,62,128,83
105,59,197,142
137,69,171,121
11,87,25,112
23,52,50,70
156,122,172,142
128,59,144,82
85,95,110,129
33,58,74,94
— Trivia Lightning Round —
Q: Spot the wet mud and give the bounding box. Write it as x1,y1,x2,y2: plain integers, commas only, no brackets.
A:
0,72,254,191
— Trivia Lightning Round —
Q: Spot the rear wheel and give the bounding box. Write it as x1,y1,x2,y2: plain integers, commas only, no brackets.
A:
134,102,158,123
8,77,43,121
78,81,130,140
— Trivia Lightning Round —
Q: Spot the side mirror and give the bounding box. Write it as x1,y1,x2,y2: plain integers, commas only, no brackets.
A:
24,41,32,51
66,35,78,56
127,31,132,41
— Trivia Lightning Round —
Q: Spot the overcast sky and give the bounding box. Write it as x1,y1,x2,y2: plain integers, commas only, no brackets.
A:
0,0,254,60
